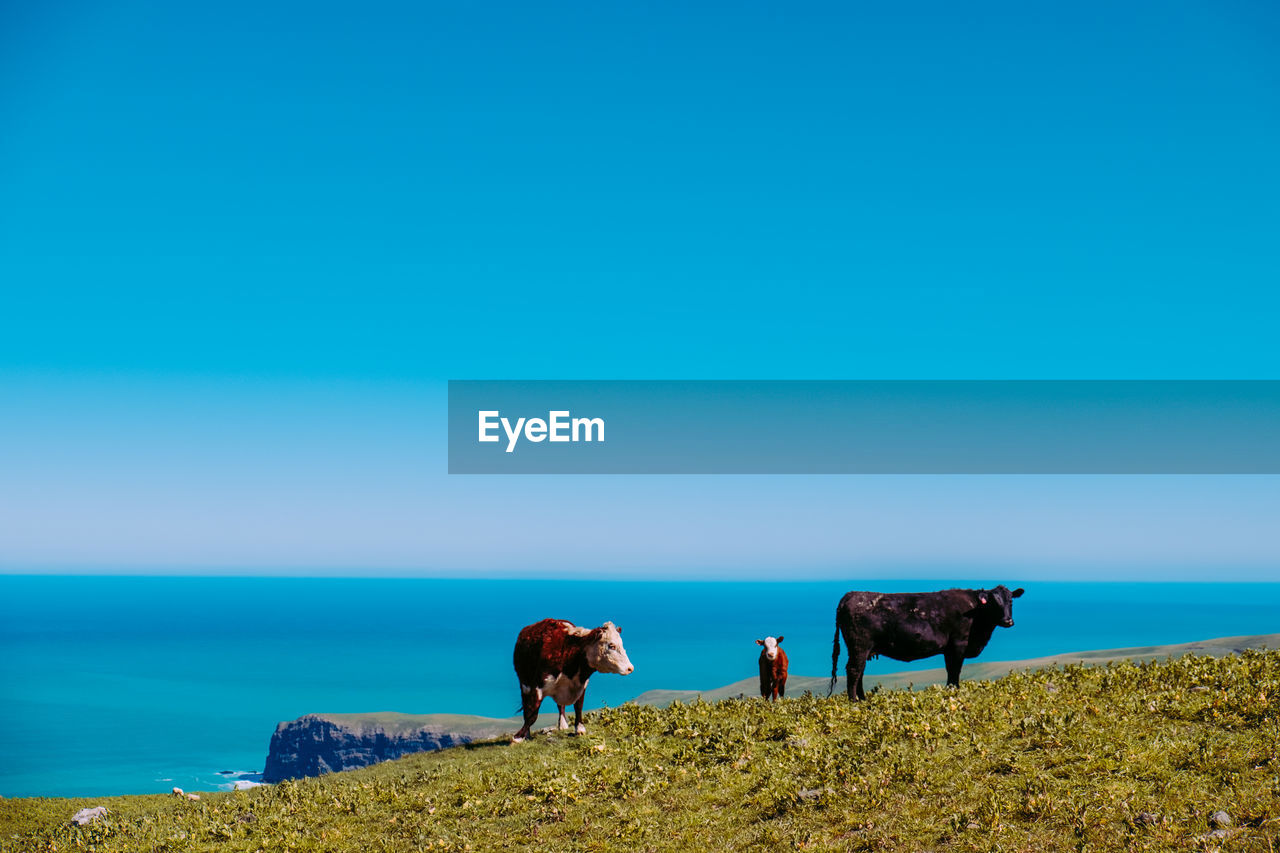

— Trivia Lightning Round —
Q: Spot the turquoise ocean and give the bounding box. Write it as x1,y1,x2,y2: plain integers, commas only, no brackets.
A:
2,576,1278,798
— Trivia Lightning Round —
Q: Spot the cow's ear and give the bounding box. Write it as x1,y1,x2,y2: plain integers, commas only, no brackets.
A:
776,635,784,643
1012,588,1024,598
978,594,988,605
756,639,764,645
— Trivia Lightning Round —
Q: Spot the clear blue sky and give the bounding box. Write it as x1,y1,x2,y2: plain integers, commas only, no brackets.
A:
2,1,1278,578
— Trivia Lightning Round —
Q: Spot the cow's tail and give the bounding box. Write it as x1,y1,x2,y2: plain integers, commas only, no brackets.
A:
828,619,842,697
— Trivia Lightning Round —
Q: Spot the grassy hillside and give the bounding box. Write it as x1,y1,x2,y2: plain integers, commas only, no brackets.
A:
271,633,1280,742
4,649,1279,851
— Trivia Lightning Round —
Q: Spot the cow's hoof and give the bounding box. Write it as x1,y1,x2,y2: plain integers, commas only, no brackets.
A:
575,724,586,735
510,735,526,744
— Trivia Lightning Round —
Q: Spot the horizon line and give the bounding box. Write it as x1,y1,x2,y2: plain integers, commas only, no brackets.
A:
2,570,1277,584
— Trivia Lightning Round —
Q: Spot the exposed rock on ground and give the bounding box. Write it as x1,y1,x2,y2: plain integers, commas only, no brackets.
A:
71,806,106,825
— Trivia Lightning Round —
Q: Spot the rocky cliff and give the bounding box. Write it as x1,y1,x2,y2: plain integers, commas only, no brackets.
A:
262,712,515,783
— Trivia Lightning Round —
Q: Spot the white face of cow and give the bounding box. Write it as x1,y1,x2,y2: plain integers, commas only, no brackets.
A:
756,636,783,661
585,622,634,675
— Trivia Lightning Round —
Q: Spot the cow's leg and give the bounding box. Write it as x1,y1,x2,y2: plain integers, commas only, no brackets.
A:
777,674,786,699
556,705,569,730
944,648,964,688
573,695,586,735
846,646,870,701
512,684,542,743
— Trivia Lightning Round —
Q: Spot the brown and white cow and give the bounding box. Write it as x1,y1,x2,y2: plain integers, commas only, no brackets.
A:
511,618,634,743
756,635,788,701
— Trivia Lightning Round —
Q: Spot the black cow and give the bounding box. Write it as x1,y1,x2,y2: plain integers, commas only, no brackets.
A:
829,586,1025,701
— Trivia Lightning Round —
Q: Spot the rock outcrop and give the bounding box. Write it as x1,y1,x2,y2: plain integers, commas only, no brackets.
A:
262,713,511,783
71,806,108,825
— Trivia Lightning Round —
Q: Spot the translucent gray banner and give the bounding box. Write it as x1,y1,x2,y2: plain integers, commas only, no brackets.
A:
447,381,1280,474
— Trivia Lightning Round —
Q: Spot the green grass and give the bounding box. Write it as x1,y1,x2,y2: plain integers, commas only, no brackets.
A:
302,713,516,740
4,650,1279,852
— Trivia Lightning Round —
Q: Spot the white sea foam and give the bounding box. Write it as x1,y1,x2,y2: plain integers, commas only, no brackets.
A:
213,769,266,791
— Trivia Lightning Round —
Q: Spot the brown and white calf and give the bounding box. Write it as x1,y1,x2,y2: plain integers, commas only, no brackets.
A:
511,618,634,742
756,635,788,701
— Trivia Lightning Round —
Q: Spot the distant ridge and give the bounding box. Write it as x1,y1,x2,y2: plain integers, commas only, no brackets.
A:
631,632,1280,706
